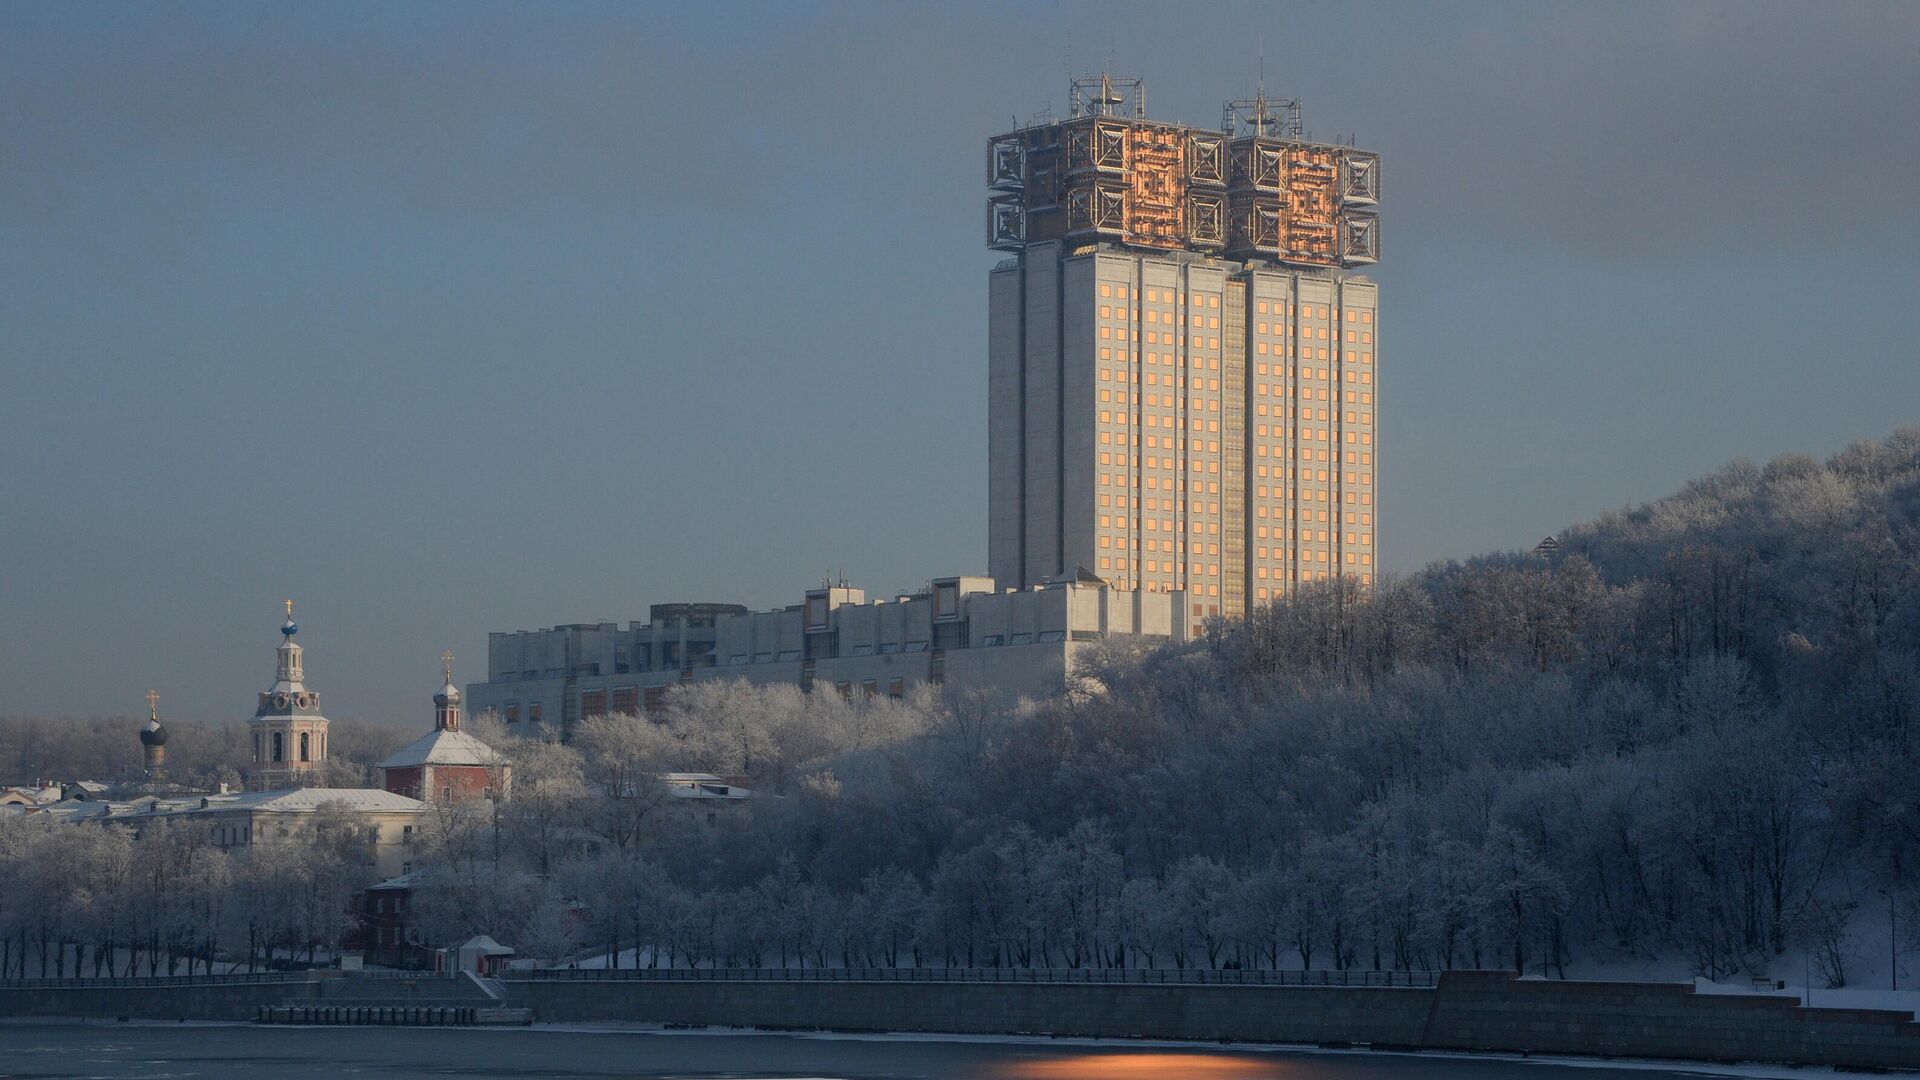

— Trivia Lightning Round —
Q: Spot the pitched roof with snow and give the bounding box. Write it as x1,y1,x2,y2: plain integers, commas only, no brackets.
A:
377,728,502,770
239,788,428,812
85,787,427,822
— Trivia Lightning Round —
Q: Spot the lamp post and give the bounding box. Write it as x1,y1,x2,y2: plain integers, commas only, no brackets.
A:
1879,889,1897,992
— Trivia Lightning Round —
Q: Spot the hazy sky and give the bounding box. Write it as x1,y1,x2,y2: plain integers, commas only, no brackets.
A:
4,1,1918,727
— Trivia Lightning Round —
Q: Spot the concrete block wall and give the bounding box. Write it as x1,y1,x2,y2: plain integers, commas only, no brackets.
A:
0,977,325,1021
10,970,1920,1070
513,972,1920,1070
514,980,1431,1047
1424,970,1920,1070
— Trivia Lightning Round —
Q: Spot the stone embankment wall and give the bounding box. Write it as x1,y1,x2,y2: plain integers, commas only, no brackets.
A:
1421,971,1920,1070
509,970,1920,1070
0,971,493,1021
9,969,1920,1070
518,979,1430,1046
0,976,326,1021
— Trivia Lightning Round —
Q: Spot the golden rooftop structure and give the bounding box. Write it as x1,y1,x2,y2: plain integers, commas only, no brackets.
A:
987,74,1378,267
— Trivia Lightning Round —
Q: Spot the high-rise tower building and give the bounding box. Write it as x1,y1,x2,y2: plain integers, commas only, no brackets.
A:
987,77,1381,635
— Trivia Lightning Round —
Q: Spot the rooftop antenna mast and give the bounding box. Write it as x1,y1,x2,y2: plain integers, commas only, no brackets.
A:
1069,71,1145,121
1223,40,1303,140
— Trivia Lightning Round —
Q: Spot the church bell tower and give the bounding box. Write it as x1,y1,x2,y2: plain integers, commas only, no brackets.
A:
247,601,331,791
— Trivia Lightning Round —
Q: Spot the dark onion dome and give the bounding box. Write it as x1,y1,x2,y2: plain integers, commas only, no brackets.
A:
433,681,462,707
282,617,298,637
140,719,168,746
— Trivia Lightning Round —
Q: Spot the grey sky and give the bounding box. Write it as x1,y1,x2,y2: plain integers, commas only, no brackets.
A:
4,1,1917,726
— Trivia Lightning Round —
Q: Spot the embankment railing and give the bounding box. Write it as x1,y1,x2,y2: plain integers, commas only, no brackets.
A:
0,972,316,989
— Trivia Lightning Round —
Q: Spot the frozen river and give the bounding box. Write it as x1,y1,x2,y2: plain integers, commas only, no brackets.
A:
0,1021,1776,1079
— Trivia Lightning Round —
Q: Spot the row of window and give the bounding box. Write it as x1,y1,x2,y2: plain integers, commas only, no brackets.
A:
251,729,321,765
1099,306,1224,330
1097,286,1375,328
1098,549,1375,575
1254,364,1377,386
1092,449,1376,473
1250,342,1374,365
1256,302,1374,325
1101,535,1230,554
721,640,934,665
834,678,907,700
1097,528,1371,554
1099,348,1223,369
1253,392,1377,413
1251,572,1373,599
1098,377,1235,397
1095,399,1226,419
209,821,412,848
1098,325,1224,351
1090,443,1374,468
1098,284,1225,307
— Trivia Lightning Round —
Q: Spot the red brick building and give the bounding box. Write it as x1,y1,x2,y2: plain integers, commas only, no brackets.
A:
378,653,507,803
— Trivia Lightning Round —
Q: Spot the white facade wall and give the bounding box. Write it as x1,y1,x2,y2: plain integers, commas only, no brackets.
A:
989,242,1380,630
1021,242,1063,585
988,263,1025,589
467,578,1189,736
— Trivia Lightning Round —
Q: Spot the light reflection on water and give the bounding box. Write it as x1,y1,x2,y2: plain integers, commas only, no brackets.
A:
995,1052,1289,1078
0,1022,1737,1080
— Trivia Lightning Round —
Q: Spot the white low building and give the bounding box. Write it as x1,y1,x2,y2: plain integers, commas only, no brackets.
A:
71,787,428,877
469,572,1184,738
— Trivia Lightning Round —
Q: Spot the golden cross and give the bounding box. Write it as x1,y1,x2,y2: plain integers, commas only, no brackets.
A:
146,689,159,718
285,598,294,619
442,649,455,682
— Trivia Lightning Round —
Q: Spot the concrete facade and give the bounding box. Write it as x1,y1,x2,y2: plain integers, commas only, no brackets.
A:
466,576,1185,738
518,977,1428,1046
990,243,1380,637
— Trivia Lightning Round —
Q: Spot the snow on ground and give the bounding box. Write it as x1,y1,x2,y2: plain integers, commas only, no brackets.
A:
1689,976,1920,1021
